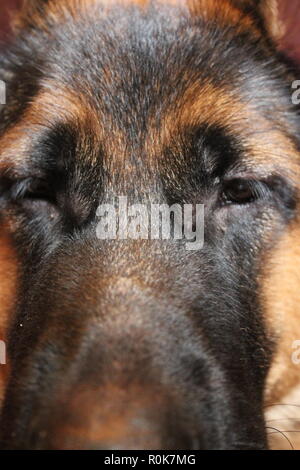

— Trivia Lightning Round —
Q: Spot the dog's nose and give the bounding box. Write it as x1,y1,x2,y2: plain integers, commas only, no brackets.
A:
54,408,173,450
46,385,195,450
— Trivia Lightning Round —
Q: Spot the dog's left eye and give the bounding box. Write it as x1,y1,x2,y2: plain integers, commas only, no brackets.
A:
220,178,269,205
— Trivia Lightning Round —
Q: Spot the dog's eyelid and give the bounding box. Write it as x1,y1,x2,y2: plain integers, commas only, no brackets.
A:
0,175,56,205
219,174,296,210
15,178,50,198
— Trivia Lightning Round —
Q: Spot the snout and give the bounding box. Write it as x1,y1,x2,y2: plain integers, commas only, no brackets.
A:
0,242,269,450
35,384,197,450
0,323,268,450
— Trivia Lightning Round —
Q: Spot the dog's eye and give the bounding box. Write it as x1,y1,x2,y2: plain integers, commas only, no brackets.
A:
11,178,54,203
0,177,57,212
220,178,268,205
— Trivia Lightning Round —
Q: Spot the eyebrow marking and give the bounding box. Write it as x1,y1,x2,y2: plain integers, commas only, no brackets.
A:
0,83,103,170
1,77,299,186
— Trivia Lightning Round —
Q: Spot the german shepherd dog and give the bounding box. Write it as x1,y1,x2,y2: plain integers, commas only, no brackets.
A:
0,0,300,450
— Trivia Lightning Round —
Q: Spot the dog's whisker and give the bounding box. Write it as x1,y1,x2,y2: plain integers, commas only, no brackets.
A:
265,403,300,409
268,431,300,433
267,418,300,423
266,427,295,450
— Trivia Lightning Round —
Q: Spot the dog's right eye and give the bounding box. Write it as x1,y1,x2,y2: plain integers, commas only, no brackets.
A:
1,176,58,214
12,178,54,203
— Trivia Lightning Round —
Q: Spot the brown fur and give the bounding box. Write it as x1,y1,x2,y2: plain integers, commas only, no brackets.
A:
0,225,18,404
0,0,300,450
261,222,300,448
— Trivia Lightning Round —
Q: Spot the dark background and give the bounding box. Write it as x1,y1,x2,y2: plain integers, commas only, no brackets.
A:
0,0,300,63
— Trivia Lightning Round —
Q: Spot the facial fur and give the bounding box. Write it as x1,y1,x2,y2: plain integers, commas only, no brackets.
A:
0,0,300,450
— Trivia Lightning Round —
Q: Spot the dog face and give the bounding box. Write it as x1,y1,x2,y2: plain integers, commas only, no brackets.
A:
0,0,300,450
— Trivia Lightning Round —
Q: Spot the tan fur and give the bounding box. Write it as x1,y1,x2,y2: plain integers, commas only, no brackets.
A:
14,0,282,42
259,0,284,41
0,225,18,405
266,384,300,450
261,223,300,449
1,0,298,450
189,0,262,34
0,84,102,169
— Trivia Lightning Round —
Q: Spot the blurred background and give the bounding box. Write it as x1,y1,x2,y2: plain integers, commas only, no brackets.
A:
0,0,300,63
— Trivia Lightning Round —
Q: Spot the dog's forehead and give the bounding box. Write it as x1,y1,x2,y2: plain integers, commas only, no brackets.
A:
19,0,262,26
2,0,299,184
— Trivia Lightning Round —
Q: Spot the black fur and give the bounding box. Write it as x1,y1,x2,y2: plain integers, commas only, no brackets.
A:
0,1,299,449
